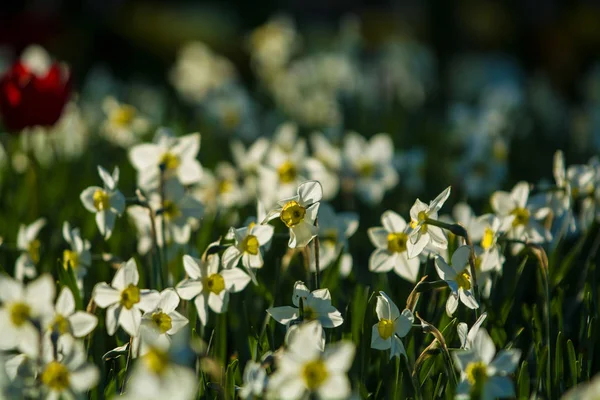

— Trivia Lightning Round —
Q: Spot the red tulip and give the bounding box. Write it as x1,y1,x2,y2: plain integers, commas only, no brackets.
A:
0,46,71,132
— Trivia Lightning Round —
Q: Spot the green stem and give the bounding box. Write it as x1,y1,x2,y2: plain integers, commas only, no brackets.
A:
313,217,321,289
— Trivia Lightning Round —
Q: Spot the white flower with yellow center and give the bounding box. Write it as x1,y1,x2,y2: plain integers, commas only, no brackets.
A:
407,186,451,258
92,258,160,337
231,137,270,198
80,166,125,240
434,245,479,316
267,281,343,329
342,132,399,205
368,211,420,283
40,335,99,399
176,254,251,326
222,223,274,282
192,162,245,213
61,221,92,291
101,96,150,149
264,181,322,249
128,128,203,190
43,287,97,339
0,274,55,353
248,15,298,73
490,181,552,250
453,328,521,400
14,218,46,281
371,291,414,359
268,320,355,400
137,288,188,353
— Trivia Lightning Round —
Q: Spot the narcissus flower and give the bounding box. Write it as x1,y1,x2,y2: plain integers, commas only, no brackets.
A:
101,96,150,148
264,181,322,248
92,258,160,336
371,291,414,359
15,217,46,281
434,245,479,316
222,223,274,282
453,328,521,400
176,254,251,326
61,221,91,290
267,281,343,328
407,186,451,258
44,287,97,338
0,45,71,132
268,320,355,400
368,211,420,283
138,288,188,351
80,166,125,240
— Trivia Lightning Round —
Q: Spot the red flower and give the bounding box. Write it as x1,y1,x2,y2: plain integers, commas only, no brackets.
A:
0,47,71,132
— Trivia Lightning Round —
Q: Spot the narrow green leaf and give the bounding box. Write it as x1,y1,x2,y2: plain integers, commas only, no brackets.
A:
566,339,578,387
517,361,530,400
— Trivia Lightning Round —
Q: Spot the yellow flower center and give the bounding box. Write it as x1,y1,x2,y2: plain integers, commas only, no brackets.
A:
160,152,180,170
410,211,428,229
322,229,338,247
206,274,225,295
162,200,181,220
120,284,141,310
303,306,317,321
218,180,234,194
62,249,79,270
9,302,31,326
28,239,41,264
151,312,172,334
302,359,328,390
465,361,488,387
50,314,70,335
241,234,260,255
280,200,306,228
358,160,375,177
455,269,471,290
510,207,530,227
377,319,395,340
277,161,297,184
143,347,169,375
111,104,137,127
481,227,494,250
387,232,408,253
41,361,70,392
93,189,110,211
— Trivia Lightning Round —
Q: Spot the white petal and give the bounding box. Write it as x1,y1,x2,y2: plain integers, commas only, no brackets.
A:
371,324,391,350
182,255,202,279
98,166,115,190
297,180,323,205
93,283,120,308
446,292,459,316
158,288,180,313
25,274,55,312
95,210,116,240
381,211,407,233
483,376,515,399
459,289,479,310
221,268,251,293
56,287,76,316
194,294,208,326
251,224,274,245
395,309,414,338
393,253,420,283
289,222,317,248
119,308,142,337
512,181,530,208
368,227,389,249
474,329,496,365
429,186,452,213
80,187,102,212
70,365,100,392
324,342,355,373
434,255,457,281
105,304,120,336
166,311,189,335
69,312,98,337
267,306,298,325
489,349,521,375
176,279,203,300
137,290,160,312
111,258,139,290
221,246,242,270
369,249,395,273
208,291,229,314
0,276,23,303
292,281,310,307
451,246,471,271
406,233,428,258
490,191,515,216
128,143,161,170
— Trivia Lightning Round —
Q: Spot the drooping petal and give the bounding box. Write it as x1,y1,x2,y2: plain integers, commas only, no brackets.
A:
459,289,479,310
70,365,100,392
394,253,420,283
483,376,515,400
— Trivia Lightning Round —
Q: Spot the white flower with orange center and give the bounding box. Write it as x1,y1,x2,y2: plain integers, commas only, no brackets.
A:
92,258,160,337
14,217,46,281
264,181,322,248
434,246,479,316
176,254,251,326
222,222,274,282
80,166,125,240
368,210,420,283
407,186,451,258
371,291,414,359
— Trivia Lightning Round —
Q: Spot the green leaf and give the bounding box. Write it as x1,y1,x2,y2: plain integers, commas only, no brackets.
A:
554,332,563,392
517,361,530,399
566,339,578,387
225,359,238,399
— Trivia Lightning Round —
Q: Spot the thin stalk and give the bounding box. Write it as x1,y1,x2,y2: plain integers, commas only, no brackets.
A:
313,217,321,289
158,166,168,289
120,336,134,394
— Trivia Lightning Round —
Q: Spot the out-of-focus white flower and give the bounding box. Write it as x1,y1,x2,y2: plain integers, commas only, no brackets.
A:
371,291,413,359
342,132,398,205
267,281,343,329
80,166,125,240
61,221,92,290
176,254,250,326
268,320,355,400
192,162,245,213
92,258,160,337
368,210,420,283
101,96,150,148
563,372,600,400
231,138,270,198
453,328,521,400
407,187,451,258
44,287,97,338
434,246,479,316
129,128,203,190
264,181,322,248
222,223,274,282
248,15,299,73
0,274,55,354
14,218,46,281
240,358,268,400
203,85,259,140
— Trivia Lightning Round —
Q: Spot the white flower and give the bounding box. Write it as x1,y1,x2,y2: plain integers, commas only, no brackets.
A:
192,162,245,213
434,246,479,316
342,132,399,205
368,210,420,283
248,15,298,73
0,274,55,354
267,281,343,328
457,312,487,350
453,328,521,400
407,186,451,258
563,372,600,400
101,96,150,148
92,258,160,337
44,287,97,338
240,356,269,400
126,205,155,256
14,218,46,281
231,138,270,198
490,181,552,249
80,166,125,240
61,221,92,290
40,336,99,398
222,223,274,282
264,181,322,248
137,288,189,353
268,320,355,400
176,254,251,326
128,128,203,190
371,291,414,359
